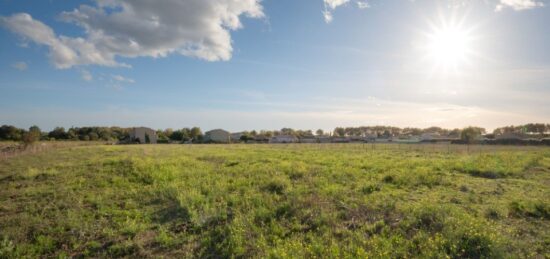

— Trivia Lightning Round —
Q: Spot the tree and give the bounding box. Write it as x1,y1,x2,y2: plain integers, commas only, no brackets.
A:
22,125,41,146
280,128,295,136
316,129,324,136
190,127,202,141
334,127,346,137
88,132,99,141
169,130,184,141
0,125,23,141
48,127,67,140
460,127,482,144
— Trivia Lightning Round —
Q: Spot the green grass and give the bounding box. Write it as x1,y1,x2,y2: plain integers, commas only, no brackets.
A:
0,144,549,258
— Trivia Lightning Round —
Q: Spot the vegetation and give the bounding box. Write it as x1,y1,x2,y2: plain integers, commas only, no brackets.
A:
0,144,549,257
2,123,549,144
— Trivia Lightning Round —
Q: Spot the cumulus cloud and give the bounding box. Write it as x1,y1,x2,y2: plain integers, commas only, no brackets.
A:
496,0,544,11
11,61,28,71
0,0,264,69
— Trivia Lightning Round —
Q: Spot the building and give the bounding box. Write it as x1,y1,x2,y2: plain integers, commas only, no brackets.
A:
129,127,158,144
317,136,332,143
495,132,527,140
299,136,317,143
331,137,350,143
393,136,421,143
204,129,231,143
270,135,299,143
230,132,245,142
420,133,441,141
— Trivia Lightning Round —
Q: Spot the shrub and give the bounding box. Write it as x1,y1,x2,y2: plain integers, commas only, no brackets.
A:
263,180,286,195
509,201,550,219
361,184,381,194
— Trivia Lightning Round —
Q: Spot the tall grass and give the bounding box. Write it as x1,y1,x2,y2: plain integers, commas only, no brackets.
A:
0,144,548,257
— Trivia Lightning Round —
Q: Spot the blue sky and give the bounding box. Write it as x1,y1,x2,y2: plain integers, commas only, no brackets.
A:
1,0,549,131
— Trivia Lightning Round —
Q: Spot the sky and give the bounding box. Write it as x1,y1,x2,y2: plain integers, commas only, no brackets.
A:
0,0,549,132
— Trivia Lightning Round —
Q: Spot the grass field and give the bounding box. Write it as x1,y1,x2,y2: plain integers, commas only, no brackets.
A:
0,143,549,258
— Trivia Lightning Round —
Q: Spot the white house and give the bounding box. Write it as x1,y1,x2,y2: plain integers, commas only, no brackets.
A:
204,129,231,143
129,127,158,144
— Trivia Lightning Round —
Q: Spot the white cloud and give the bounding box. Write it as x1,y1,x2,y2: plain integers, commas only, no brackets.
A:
357,1,370,9
323,0,349,23
0,0,264,68
112,75,135,84
324,0,350,9
11,61,28,71
81,70,93,81
496,0,544,11
323,0,370,23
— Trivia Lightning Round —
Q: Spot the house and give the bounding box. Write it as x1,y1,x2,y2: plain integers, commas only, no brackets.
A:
420,133,441,141
129,127,158,144
348,136,366,143
299,136,317,143
331,137,350,143
230,132,246,143
317,136,332,143
364,134,377,142
393,136,421,143
204,129,231,143
270,135,299,143
495,132,527,140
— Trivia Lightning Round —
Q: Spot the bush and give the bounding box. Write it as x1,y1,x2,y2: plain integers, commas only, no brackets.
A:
509,201,550,219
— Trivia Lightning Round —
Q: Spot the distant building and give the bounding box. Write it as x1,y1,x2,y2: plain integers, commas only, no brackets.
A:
495,132,527,140
317,136,332,143
420,133,441,141
204,129,231,143
348,136,366,143
331,137,350,143
270,135,299,143
231,132,245,142
129,127,158,144
393,136,421,143
299,136,317,143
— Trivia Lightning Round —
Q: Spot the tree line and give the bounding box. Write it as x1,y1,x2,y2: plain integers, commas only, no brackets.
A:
1,123,548,144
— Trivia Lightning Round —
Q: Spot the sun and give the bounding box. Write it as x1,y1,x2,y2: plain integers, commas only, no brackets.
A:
421,16,476,74
429,26,470,66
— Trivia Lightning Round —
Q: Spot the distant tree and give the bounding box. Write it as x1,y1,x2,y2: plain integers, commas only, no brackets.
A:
0,125,23,141
240,133,254,143
22,125,41,146
316,129,324,136
280,128,295,136
460,127,482,144
181,128,191,141
163,128,174,139
448,128,462,138
402,127,422,136
190,127,202,141
67,128,78,140
88,132,99,141
48,127,67,140
98,129,112,140
169,130,184,141
334,127,346,137
145,133,151,144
